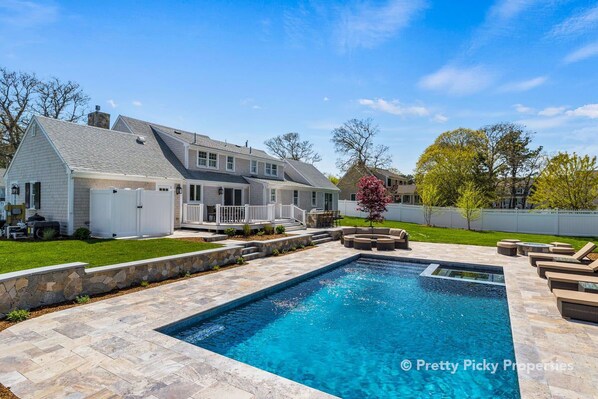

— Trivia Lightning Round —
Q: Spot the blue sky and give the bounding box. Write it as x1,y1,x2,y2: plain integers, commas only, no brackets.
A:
2,0,598,175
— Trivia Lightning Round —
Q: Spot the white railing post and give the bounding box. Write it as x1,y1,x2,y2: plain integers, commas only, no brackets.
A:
269,204,276,223
183,204,187,223
302,209,306,225
245,204,250,223
200,204,204,223
216,204,221,225
278,203,282,219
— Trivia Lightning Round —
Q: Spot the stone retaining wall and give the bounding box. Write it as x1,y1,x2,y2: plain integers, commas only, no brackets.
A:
254,234,313,256
0,246,243,319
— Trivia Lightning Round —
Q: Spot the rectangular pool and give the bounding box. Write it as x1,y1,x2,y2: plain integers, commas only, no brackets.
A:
161,256,520,398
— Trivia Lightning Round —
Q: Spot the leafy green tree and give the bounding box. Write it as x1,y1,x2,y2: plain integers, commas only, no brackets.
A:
528,152,598,210
456,182,487,230
419,181,442,226
415,128,485,206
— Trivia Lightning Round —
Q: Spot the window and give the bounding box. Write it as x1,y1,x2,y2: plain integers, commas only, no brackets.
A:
387,178,392,187
25,182,41,209
250,160,258,174
312,191,317,206
324,193,333,210
189,184,201,202
270,189,276,202
226,156,235,171
265,163,278,176
197,151,218,168
350,193,356,201
293,190,299,206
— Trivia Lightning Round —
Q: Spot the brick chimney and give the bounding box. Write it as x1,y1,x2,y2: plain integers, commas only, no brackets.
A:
87,105,110,129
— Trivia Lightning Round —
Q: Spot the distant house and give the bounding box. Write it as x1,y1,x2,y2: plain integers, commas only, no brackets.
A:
3,108,339,235
0,168,5,202
337,163,419,204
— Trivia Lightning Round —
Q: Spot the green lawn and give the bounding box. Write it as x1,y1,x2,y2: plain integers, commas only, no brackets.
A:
341,216,598,249
0,238,221,274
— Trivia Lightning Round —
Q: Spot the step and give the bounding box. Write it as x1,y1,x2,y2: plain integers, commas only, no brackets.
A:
242,252,265,261
241,246,259,255
285,225,306,232
311,233,330,240
203,234,229,242
313,237,334,245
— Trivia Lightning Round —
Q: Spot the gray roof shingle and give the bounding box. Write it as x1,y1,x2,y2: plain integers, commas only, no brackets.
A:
36,116,184,180
284,159,339,191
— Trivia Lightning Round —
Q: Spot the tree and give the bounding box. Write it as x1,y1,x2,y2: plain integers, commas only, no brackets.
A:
0,67,90,167
419,181,441,226
456,181,487,230
331,118,391,172
325,173,339,185
264,132,321,163
415,128,485,206
528,152,598,210
356,175,391,229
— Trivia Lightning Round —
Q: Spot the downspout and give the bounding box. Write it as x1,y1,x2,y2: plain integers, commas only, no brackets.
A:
66,167,75,235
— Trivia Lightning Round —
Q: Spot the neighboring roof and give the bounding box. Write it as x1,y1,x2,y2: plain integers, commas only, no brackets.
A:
185,170,248,185
34,116,184,180
284,159,340,191
372,167,406,179
118,116,278,161
245,176,314,189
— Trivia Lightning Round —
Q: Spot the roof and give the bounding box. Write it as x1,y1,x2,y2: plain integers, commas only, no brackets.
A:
185,170,248,184
118,116,278,161
35,116,184,180
284,159,339,191
244,176,314,189
372,167,406,179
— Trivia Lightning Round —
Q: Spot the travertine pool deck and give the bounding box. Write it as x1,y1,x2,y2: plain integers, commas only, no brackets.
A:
1,241,597,398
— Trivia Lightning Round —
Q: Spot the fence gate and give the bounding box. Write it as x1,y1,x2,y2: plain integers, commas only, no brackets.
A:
90,188,174,238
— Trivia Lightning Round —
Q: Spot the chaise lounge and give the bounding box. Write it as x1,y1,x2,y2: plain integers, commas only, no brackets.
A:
536,259,598,278
528,242,596,266
545,272,598,291
552,289,598,323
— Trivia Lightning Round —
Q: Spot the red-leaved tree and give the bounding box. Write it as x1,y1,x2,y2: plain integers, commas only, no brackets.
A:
356,175,391,229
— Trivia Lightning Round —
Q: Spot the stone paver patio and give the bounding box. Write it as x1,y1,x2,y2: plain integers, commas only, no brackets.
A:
1,241,597,398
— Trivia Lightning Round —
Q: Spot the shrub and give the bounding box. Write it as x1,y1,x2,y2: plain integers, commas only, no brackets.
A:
140,280,149,288
224,228,236,237
42,228,57,241
298,244,305,249
281,249,287,254
257,229,265,236
243,224,252,237
75,295,90,304
272,249,280,256
184,271,191,278
237,256,246,265
212,265,220,271
6,309,30,322
275,225,286,234
307,241,315,246
264,224,274,235
73,227,91,240
289,246,296,251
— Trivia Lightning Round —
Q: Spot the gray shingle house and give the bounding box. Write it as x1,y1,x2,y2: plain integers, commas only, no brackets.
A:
3,109,339,235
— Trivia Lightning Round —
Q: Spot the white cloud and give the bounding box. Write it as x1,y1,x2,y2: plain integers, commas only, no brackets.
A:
419,65,496,95
432,114,448,123
358,98,430,117
566,104,598,119
323,96,330,102
538,106,566,117
0,0,58,28
107,99,117,108
240,98,262,110
513,104,534,113
335,0,426,51
499,76,547,92
564,41,598,64
550,5,598,37
132,100,142,107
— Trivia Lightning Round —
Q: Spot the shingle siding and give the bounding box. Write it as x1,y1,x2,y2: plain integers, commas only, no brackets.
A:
112,118,132,133
337,165,365,200
187,148,284,180
155,131,187,167
5,122,69,233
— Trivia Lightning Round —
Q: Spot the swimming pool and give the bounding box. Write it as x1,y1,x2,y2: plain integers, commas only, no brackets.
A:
163,256,520,398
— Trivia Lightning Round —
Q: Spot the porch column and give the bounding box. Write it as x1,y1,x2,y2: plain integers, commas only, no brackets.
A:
268,204,276,223
245,204,250,223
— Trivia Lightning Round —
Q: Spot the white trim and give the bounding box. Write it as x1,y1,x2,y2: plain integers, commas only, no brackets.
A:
66,168,74,234
264,162,278,177
196,150,219,169
112,115,133,133
190,143,281,164
250,159,258,175
187,183,203,203
152,126,189,146
185,179,248,188
72,170,181,183
269,188,277,203
184,143,189,169
225,155,235,172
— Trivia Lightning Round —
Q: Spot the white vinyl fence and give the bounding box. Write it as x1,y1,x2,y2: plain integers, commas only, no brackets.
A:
339,200,598,237
90,188,174,238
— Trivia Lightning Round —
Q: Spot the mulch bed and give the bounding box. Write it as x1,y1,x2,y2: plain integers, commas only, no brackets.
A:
0,385,17,399
225,234,288,241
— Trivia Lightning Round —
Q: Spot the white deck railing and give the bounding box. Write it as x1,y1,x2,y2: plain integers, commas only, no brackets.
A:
183,203,306,226
183,204,204,224
292,205,306,225
248,205,270,222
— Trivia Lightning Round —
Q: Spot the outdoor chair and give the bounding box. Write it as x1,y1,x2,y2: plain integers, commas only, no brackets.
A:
497,241,517,256
552,289,598,323
545,272,598,291
536,259,598,278
528,242,596,266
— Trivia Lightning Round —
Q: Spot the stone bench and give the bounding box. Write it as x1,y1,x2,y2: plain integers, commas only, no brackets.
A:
497,241,517,256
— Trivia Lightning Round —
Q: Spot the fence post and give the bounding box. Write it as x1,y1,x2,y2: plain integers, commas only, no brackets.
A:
216,204,221,225
245,204,250,223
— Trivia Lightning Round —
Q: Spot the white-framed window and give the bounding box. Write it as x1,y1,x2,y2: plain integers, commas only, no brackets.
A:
265,163,278,176
25,182,41,210
312,191,317,206
293,190,299,206
189,184,202,202
250,160,258,174
197,151,218,169
226,156,235,171
350,193,356,201
270,189,276,202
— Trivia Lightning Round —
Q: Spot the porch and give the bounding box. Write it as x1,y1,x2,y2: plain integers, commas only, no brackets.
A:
181,203,307,231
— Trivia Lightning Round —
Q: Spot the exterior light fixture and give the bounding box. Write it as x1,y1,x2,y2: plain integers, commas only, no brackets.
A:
218,187,223,196
11,184,19,196
175,184,182,195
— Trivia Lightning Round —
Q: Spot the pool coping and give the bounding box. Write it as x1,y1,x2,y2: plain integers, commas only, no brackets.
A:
1,242,597,398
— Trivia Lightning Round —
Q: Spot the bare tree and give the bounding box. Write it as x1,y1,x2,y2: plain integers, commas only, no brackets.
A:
34,77,90,122
0,67,90,167
264,132,321,163
331,118,391,171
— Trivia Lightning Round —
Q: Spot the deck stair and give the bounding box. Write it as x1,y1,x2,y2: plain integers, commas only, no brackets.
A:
311,231,333,245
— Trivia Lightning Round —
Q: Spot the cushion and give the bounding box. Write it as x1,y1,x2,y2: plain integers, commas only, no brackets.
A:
497,241,517,248
389,228,403,237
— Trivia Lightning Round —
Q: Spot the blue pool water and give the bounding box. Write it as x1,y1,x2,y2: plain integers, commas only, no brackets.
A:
166,257,520,398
